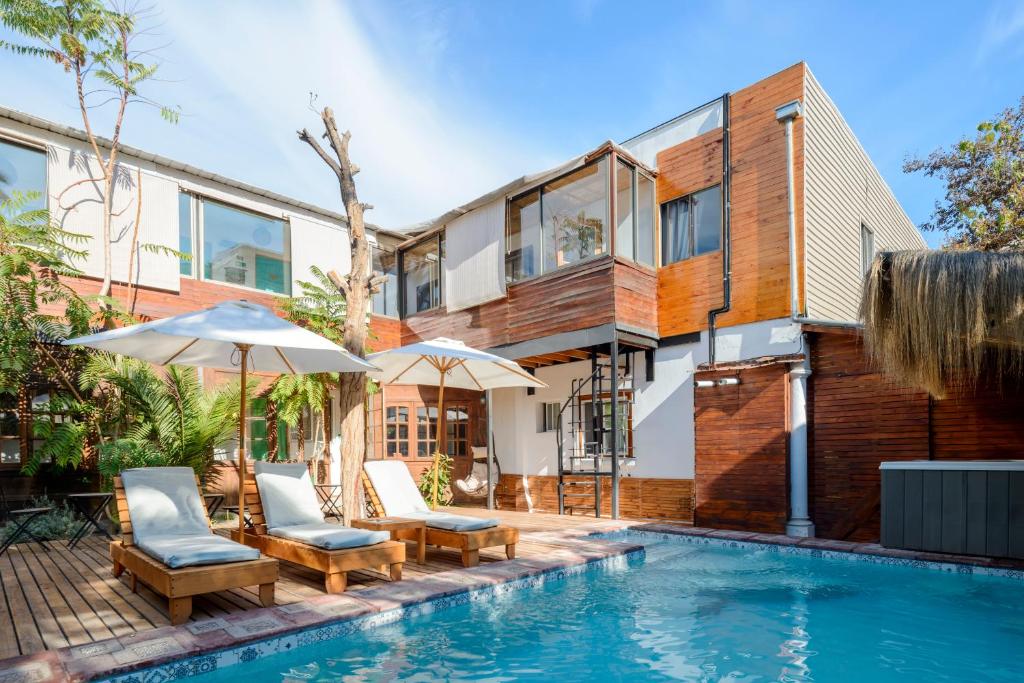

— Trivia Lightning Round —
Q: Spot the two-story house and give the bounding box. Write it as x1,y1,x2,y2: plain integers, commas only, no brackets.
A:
368,63,925,534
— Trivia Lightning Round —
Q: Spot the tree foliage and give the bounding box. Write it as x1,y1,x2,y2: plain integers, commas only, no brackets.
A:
28,352,243,478
0,0,179,310
905,97,1024,251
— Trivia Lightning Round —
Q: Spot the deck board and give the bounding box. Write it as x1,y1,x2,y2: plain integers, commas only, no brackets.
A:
0,507,631,659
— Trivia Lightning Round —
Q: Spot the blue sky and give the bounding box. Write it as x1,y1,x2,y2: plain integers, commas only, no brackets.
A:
2,1,1023,246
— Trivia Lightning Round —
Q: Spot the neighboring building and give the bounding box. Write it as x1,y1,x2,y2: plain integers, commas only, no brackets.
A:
367,63,926,533
0,106,404,482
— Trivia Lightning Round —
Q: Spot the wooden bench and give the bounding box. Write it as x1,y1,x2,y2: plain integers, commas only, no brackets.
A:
230,477,404,593
362,469,518,568
110,475,278,625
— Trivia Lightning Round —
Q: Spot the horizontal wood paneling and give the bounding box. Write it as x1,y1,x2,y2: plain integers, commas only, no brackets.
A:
401,257,619,347
495,474,694,522
931,380,1024,460
694,363,790,533
808,331,930,541
613,260,658,335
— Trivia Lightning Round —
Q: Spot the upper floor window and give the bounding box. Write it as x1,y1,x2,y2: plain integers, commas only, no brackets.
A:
861,223,875,275
615,159,656,266
506,156,609,283
661,185,721,266
402,234,443,315
371,245,399,317
0,138,46,213
178,192,292,295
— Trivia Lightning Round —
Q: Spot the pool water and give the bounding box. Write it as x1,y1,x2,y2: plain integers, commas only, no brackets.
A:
190,532,1024,682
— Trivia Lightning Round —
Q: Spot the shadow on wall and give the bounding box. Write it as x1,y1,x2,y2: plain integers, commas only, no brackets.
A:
693,363,790,534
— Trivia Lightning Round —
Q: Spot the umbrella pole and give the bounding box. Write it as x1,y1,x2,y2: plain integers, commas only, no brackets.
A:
237,344,251,542
433,364,446,509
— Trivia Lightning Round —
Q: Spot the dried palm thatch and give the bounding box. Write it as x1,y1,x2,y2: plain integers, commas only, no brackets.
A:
860,250,1024,398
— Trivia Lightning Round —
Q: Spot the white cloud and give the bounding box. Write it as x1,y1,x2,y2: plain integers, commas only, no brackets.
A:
154,1,548,228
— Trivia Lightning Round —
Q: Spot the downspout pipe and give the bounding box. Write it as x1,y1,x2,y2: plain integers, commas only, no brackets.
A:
776,99,815,538
776,99,803,320
706,93,732,367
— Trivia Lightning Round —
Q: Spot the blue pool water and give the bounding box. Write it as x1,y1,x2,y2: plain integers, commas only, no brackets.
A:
188,532,1024,682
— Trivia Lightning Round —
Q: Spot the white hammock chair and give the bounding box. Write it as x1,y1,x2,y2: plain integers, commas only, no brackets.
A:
455,444,501,499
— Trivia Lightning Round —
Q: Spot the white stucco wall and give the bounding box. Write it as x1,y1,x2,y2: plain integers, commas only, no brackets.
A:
493,318,805,491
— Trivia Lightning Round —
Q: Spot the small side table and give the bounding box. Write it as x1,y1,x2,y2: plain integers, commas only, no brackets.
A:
314,484,344,521
66,492,114,550
351,517,427,564
0,507,51,556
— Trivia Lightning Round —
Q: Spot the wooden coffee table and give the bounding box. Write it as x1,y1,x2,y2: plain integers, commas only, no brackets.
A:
351,517,427,564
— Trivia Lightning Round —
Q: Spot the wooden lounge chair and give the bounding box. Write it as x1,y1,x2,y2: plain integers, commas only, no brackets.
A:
111,467,278,625
362,460,518,568
231,462,404,593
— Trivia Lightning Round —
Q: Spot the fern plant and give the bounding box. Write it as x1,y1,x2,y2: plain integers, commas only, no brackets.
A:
27,352,243,479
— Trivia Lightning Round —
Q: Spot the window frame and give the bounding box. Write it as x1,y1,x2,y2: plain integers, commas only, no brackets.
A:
370,243,400,318
398,232,444,318
614,159,657,266
861,222,876,275
504,154,612,286
0,135,49,213
659,184,723,266
179,192,293,296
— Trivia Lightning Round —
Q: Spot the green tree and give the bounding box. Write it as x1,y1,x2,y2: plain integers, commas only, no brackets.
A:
0,0,179,311
905,97,1024,251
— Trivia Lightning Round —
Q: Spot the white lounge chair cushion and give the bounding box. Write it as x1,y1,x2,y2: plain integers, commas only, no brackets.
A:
363,460,430,516
254,461,324,529
136,533,259,569
268,523,389,550
121,467,211,545
402,511,499,532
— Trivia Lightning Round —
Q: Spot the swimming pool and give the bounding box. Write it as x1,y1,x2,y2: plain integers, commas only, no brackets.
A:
161,531,1024,681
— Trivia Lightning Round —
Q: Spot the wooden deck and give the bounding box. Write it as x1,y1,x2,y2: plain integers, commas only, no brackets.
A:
0,507,629,660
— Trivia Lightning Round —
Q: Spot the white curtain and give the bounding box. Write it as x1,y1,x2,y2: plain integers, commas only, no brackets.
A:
444,198,506,312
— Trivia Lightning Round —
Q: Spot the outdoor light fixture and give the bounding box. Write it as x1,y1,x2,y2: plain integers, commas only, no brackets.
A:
717,378,741,386
695,380,716,389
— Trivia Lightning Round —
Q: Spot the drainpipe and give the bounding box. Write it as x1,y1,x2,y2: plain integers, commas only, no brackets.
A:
776,99,814,537
706,93,732,367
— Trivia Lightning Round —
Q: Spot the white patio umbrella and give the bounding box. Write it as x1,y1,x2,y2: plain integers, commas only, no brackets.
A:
367,337,546,508
64,300,377,540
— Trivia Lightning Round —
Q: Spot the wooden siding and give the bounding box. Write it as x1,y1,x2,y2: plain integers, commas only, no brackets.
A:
613,259,658,335
656,129,726,335
693,363,790,533
803,69,924,322
495,473,694,522
400,257,627,347
657,63,806,337
807,328,1024,542
807,330,930,541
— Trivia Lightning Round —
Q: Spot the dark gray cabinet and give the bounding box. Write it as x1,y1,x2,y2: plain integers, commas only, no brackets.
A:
881,462,1024,559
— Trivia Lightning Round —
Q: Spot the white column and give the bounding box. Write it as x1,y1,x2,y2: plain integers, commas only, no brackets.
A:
786,352,815,537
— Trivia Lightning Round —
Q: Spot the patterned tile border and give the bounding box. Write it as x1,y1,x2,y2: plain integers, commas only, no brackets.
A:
614,524,1024,579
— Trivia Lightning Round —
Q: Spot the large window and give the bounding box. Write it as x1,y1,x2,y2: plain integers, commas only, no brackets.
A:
386,405,410,457
402,235,443,314
661,185,722,265
203,199,291,294
371,245,399,317
178,193,291,294
506,156,609,283
615,160,656,266
0,139,46,213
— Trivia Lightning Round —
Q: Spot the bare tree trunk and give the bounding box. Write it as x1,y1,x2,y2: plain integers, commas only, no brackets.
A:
298,106,375,521
296,414,305,461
